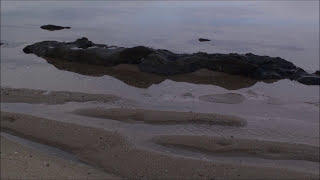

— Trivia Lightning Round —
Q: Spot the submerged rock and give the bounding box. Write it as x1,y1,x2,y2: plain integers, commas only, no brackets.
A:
40,24,71,31
23,37,320,86
198,38,211,42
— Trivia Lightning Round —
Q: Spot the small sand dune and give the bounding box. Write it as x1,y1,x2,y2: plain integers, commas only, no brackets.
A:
1,111,129,151
199,93,245,104
1,87,132,105
72,108,247,127
1,111,317,179
153,135,320,162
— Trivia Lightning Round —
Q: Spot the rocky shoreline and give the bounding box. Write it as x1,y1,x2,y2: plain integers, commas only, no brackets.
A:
23,37,319,86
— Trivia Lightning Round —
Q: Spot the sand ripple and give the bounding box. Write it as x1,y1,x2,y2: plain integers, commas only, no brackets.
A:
72,108,247,127
153,135,320,162
1,87,133,105
199,93,245,104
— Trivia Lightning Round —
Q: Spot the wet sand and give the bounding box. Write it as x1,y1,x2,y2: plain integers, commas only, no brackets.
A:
1,87,133,105
153,135,319,162
2,2,319,178
1,111,318,179
0,136,120,179
199,93,246,104
72,107,247,126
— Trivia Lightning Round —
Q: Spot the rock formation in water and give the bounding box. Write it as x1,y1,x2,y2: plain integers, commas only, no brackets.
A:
40,25,71,31
198,38,211,42
23,37,320,86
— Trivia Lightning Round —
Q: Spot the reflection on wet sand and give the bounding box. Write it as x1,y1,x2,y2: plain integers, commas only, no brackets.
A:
45,57,261,90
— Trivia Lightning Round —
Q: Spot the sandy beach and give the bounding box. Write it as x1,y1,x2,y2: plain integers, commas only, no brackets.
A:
1,1,319,179
1,109,319,179
1,135,120,179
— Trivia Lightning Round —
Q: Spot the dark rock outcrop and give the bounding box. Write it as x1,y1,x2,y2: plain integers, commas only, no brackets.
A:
199,38,211,42
23,37,320,86
40,25,71,31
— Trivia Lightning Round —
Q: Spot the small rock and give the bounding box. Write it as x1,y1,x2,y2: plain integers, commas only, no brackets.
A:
199,38,211,42
44,162,50,167
40,24,71,31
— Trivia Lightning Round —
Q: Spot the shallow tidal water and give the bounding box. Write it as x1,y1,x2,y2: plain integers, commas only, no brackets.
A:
1,1,319,175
